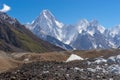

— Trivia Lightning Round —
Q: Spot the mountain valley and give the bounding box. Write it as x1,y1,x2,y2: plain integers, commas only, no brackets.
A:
0,9,120,80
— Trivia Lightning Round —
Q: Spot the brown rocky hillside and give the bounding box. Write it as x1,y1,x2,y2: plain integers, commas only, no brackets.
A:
0,12,64,52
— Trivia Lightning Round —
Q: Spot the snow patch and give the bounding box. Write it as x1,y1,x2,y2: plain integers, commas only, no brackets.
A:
55,20,63,28
94,58,107,64
87,30,94,36
87,68,96,72
108,41,116,48
97,25,105,33
66,54,84,62
74,67,83,72
24,58,29,62
43,71,49,74
107,56,116,63
116,55,120,63
93,42,97,49
65,40,71,45
108,64,120,74
99,44,102,48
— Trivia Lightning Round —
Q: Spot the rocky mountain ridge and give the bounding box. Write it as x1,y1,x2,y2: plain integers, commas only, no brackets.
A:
0,12,64,52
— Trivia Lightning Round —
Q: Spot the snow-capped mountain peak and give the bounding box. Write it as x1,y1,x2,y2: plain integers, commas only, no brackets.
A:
25,9,120,50
32,9,64,29
55,20,64,28
110,25,120,37
40,10,64,29
76,19,105,35
90,19,99,26
42,10,55,18
25,10,73,50
40,10,55,22
76,19,89,33
89,20,105,34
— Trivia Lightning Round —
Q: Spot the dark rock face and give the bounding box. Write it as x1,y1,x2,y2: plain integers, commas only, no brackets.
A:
71,34,93,50
71,31,111,50
0,23,21,47
45,36,73,50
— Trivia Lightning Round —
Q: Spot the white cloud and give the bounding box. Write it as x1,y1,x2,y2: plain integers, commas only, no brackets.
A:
0,4,11,12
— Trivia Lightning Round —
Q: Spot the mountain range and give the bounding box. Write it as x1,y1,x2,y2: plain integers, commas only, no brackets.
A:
0,12,63,52
26,10,120,50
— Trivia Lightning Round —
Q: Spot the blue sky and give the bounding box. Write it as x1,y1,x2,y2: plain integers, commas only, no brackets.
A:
0,0,120,28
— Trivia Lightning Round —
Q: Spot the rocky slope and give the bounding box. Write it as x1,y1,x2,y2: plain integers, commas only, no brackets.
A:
0,59,120,80
0,12,64,52
0,49,120,80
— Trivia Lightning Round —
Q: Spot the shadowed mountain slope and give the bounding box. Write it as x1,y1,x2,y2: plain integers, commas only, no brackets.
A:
0,12,64,52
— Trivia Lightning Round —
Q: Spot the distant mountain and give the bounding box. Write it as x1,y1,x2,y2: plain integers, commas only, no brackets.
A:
26,9,120,50
0,12,64,52
69,19,112,50
26,10,73,50
109,25,120,48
